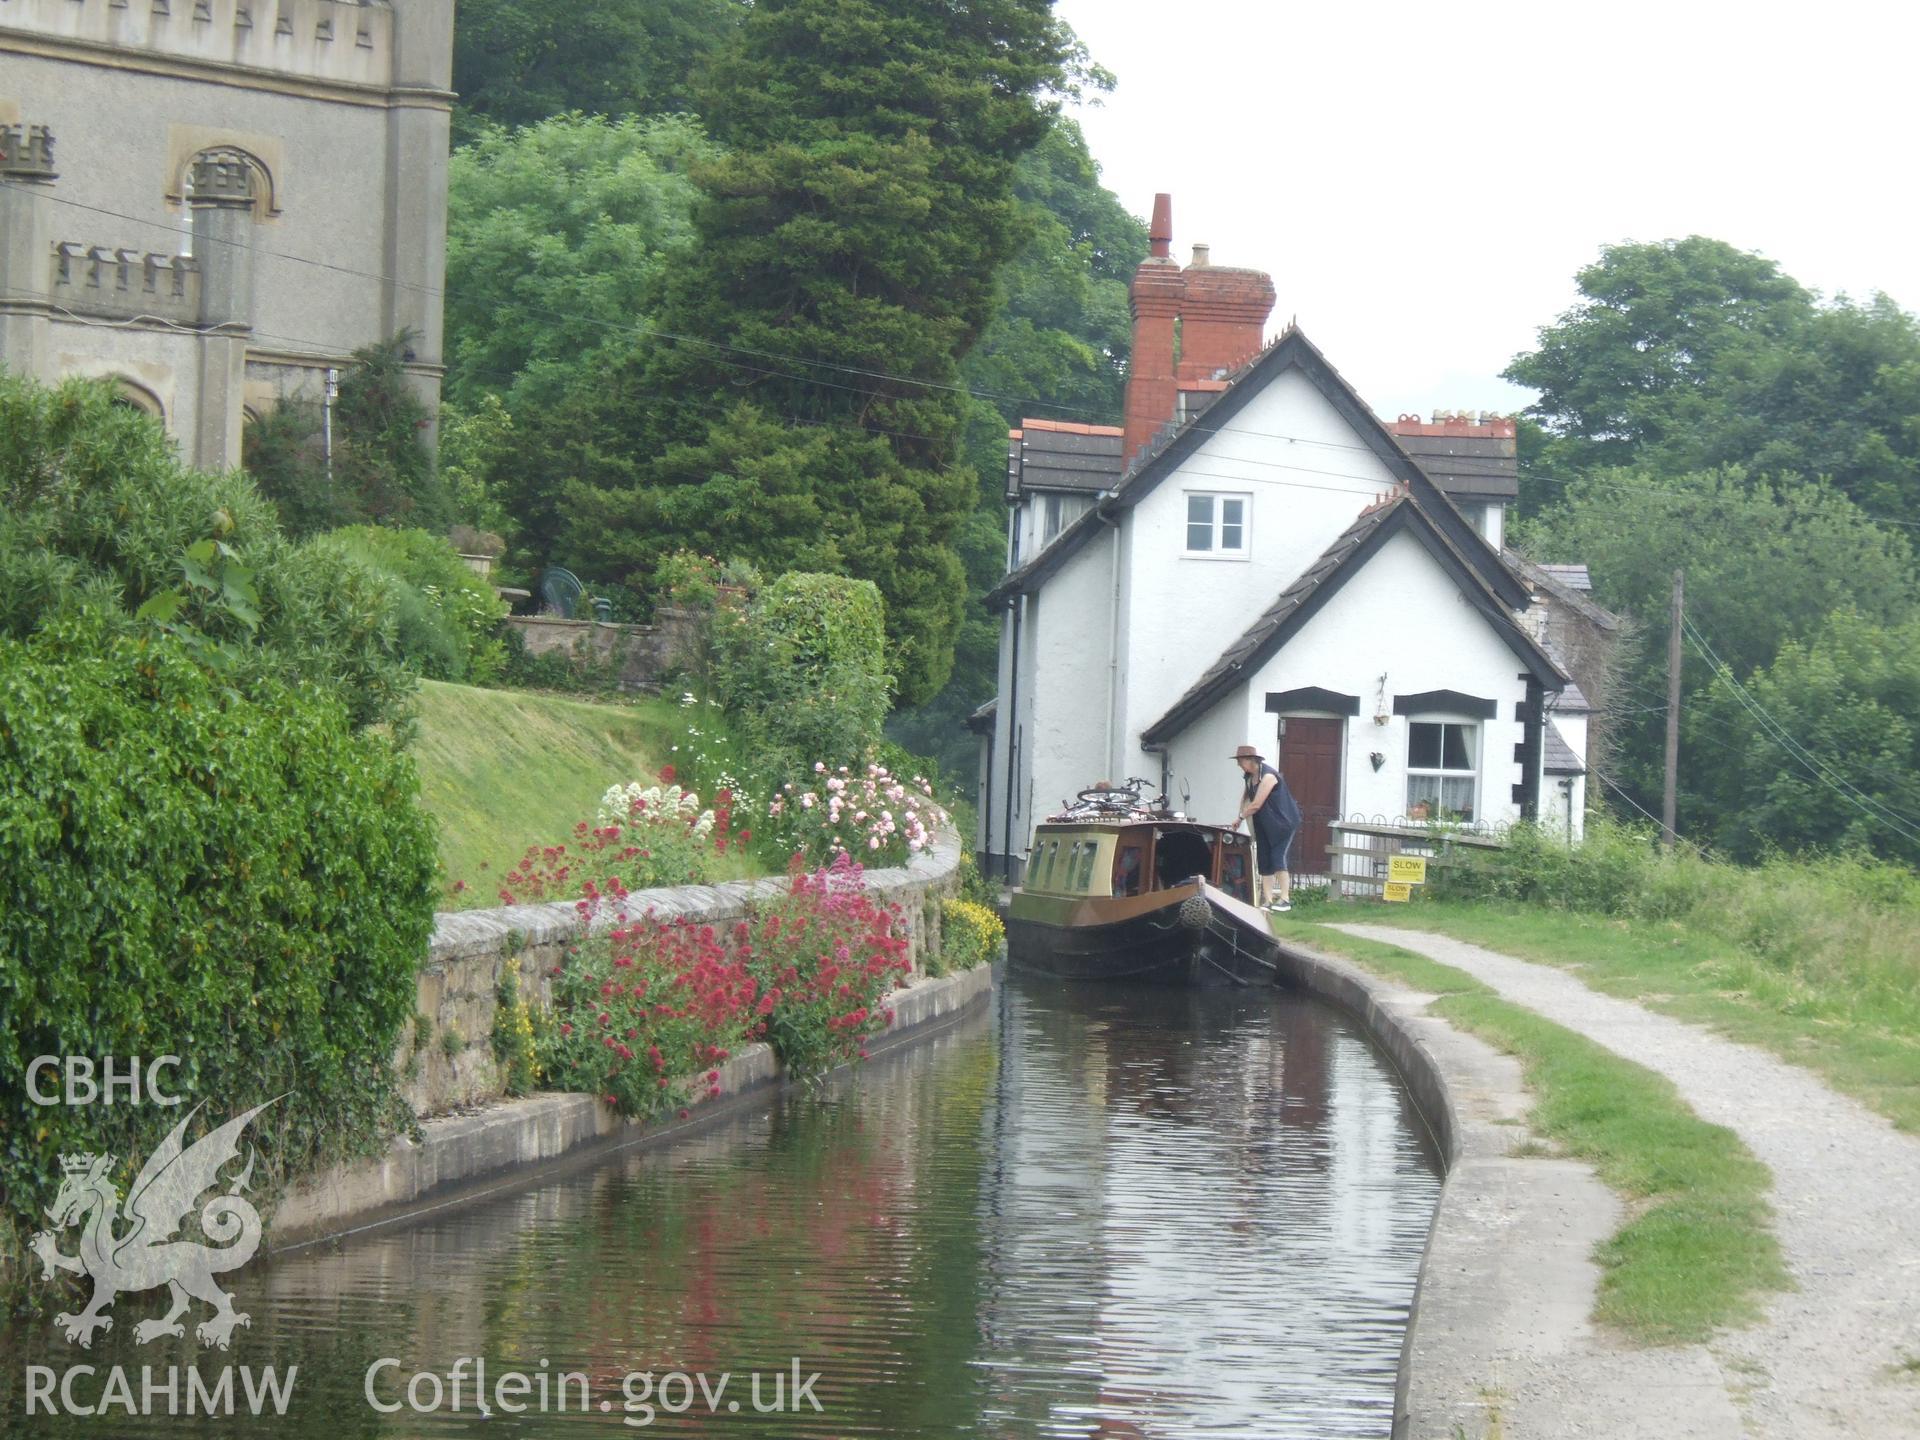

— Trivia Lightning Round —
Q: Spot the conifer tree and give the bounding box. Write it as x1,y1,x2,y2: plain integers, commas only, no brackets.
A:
566,0,1070,704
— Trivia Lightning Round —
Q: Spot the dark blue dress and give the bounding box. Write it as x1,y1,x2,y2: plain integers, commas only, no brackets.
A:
1248,763,1302,872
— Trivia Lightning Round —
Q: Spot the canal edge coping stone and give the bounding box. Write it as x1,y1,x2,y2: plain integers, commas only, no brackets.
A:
268,961,996,1253
1271,934,1622,1440
269,825,981,1252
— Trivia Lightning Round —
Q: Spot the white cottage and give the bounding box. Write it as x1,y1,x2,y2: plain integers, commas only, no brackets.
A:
974,196,1605,881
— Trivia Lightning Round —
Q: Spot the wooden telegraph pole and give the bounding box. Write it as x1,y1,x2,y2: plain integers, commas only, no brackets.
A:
1662,569,1684,848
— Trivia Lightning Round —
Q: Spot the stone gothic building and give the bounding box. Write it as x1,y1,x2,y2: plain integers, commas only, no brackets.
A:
0,0,453,469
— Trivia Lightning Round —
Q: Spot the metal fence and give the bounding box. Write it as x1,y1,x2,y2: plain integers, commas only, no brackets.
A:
1324,815,1510,899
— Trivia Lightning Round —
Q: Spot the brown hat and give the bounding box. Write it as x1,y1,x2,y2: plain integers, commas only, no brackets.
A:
1231,745,1262,762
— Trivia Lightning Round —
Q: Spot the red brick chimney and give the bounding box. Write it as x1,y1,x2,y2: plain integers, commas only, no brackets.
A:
1178,247,1277,385
1121,194,1183,466
1120,195,1276,468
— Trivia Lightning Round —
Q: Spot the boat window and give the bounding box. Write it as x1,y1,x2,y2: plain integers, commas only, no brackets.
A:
1055,842,1077,889
1112,844,1144,898
1034,840,1056,888
1074,842,1099,891
1220,846,1251,902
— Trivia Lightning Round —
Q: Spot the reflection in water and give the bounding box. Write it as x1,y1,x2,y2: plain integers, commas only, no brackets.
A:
2,978,1440,1438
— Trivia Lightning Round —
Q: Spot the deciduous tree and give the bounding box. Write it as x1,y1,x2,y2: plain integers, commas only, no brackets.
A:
1508,238,1920,525
1691,609,1920,864
1515,467,1918,843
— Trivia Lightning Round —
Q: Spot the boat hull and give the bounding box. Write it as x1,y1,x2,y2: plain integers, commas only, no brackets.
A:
1005,881,1284,987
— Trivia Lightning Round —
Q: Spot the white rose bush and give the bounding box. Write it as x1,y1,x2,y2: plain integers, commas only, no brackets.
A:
766,762,946,868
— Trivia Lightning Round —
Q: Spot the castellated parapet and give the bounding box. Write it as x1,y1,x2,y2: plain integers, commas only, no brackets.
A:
52,243,203,325
0,0,404,90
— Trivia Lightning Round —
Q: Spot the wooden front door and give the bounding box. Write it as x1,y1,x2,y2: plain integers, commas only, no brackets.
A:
1278,717,1343,875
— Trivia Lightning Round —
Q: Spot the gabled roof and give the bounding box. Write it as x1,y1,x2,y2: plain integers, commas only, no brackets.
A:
1388,429,1520,502
1543,721,1586,775
1505,553,1623,632
1006,421,1125,497
1140,493,1567,746
983,325,1531,611
1538,562,1592,591
1550,680,1593,714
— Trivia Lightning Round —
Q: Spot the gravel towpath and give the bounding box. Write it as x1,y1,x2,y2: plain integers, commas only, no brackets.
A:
1331,924,1920,1440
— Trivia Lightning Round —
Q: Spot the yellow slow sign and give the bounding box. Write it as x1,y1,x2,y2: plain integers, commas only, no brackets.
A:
1386,855,1428,885
1383,881,1413,903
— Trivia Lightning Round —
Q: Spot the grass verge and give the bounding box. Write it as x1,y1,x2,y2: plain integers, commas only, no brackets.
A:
1334,900,1920,1134
411,682,756,907
1304,924,1788,1346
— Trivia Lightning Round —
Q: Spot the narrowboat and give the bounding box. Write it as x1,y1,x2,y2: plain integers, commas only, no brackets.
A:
1004,781,1286,986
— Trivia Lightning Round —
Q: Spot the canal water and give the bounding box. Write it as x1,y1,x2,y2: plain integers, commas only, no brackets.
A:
5,977,1443,1438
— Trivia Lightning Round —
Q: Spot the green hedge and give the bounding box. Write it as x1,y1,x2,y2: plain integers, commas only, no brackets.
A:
314,526,508,684
0,623,439,1249
710,572,892,773
0,373,417,730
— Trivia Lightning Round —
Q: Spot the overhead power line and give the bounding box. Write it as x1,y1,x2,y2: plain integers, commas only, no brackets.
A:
1681,615,1920,846
11,179,1920,534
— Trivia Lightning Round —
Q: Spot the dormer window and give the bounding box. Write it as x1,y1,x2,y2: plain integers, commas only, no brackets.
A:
1184,491,1249,558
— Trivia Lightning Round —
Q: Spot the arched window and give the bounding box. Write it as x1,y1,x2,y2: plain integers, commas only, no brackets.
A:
176,147,279,239
109,379,165,422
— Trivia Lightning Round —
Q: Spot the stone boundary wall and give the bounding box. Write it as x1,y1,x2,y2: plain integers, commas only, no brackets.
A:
401,826,965,1114
501,606,700,693
1270,935,1588,1440
271,827,971,1247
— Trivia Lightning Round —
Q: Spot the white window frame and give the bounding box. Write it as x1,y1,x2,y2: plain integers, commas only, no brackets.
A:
1405,718,1480,823
1042,492,1064,545
1182,490,1251,559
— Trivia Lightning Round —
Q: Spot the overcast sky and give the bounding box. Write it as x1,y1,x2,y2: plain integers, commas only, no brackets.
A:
1052,0,1920,421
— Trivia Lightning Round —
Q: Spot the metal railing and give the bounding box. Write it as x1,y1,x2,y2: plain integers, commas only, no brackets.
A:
1325,813,1510,899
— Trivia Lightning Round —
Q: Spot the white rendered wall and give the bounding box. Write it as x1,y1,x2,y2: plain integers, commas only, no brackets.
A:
1541,708,1590,844
1117,367,1402,782
1024,533,1121,844
1161,683,1257,832
1205,526,1533,829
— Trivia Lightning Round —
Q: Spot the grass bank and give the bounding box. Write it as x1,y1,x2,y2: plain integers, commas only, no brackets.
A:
1338,901,1920,1135
1303,925,1787,1345
1352,820,1920,1132
411,682,755,908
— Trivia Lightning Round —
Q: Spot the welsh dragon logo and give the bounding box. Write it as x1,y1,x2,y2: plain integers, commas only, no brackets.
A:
29,1098,280,1349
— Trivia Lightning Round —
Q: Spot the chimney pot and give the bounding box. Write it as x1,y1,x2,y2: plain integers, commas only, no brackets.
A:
1191,243,1210,267
1148,193,1172,261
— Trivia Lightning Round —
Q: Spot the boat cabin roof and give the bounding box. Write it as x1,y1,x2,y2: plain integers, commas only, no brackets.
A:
1023,819,1252,900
